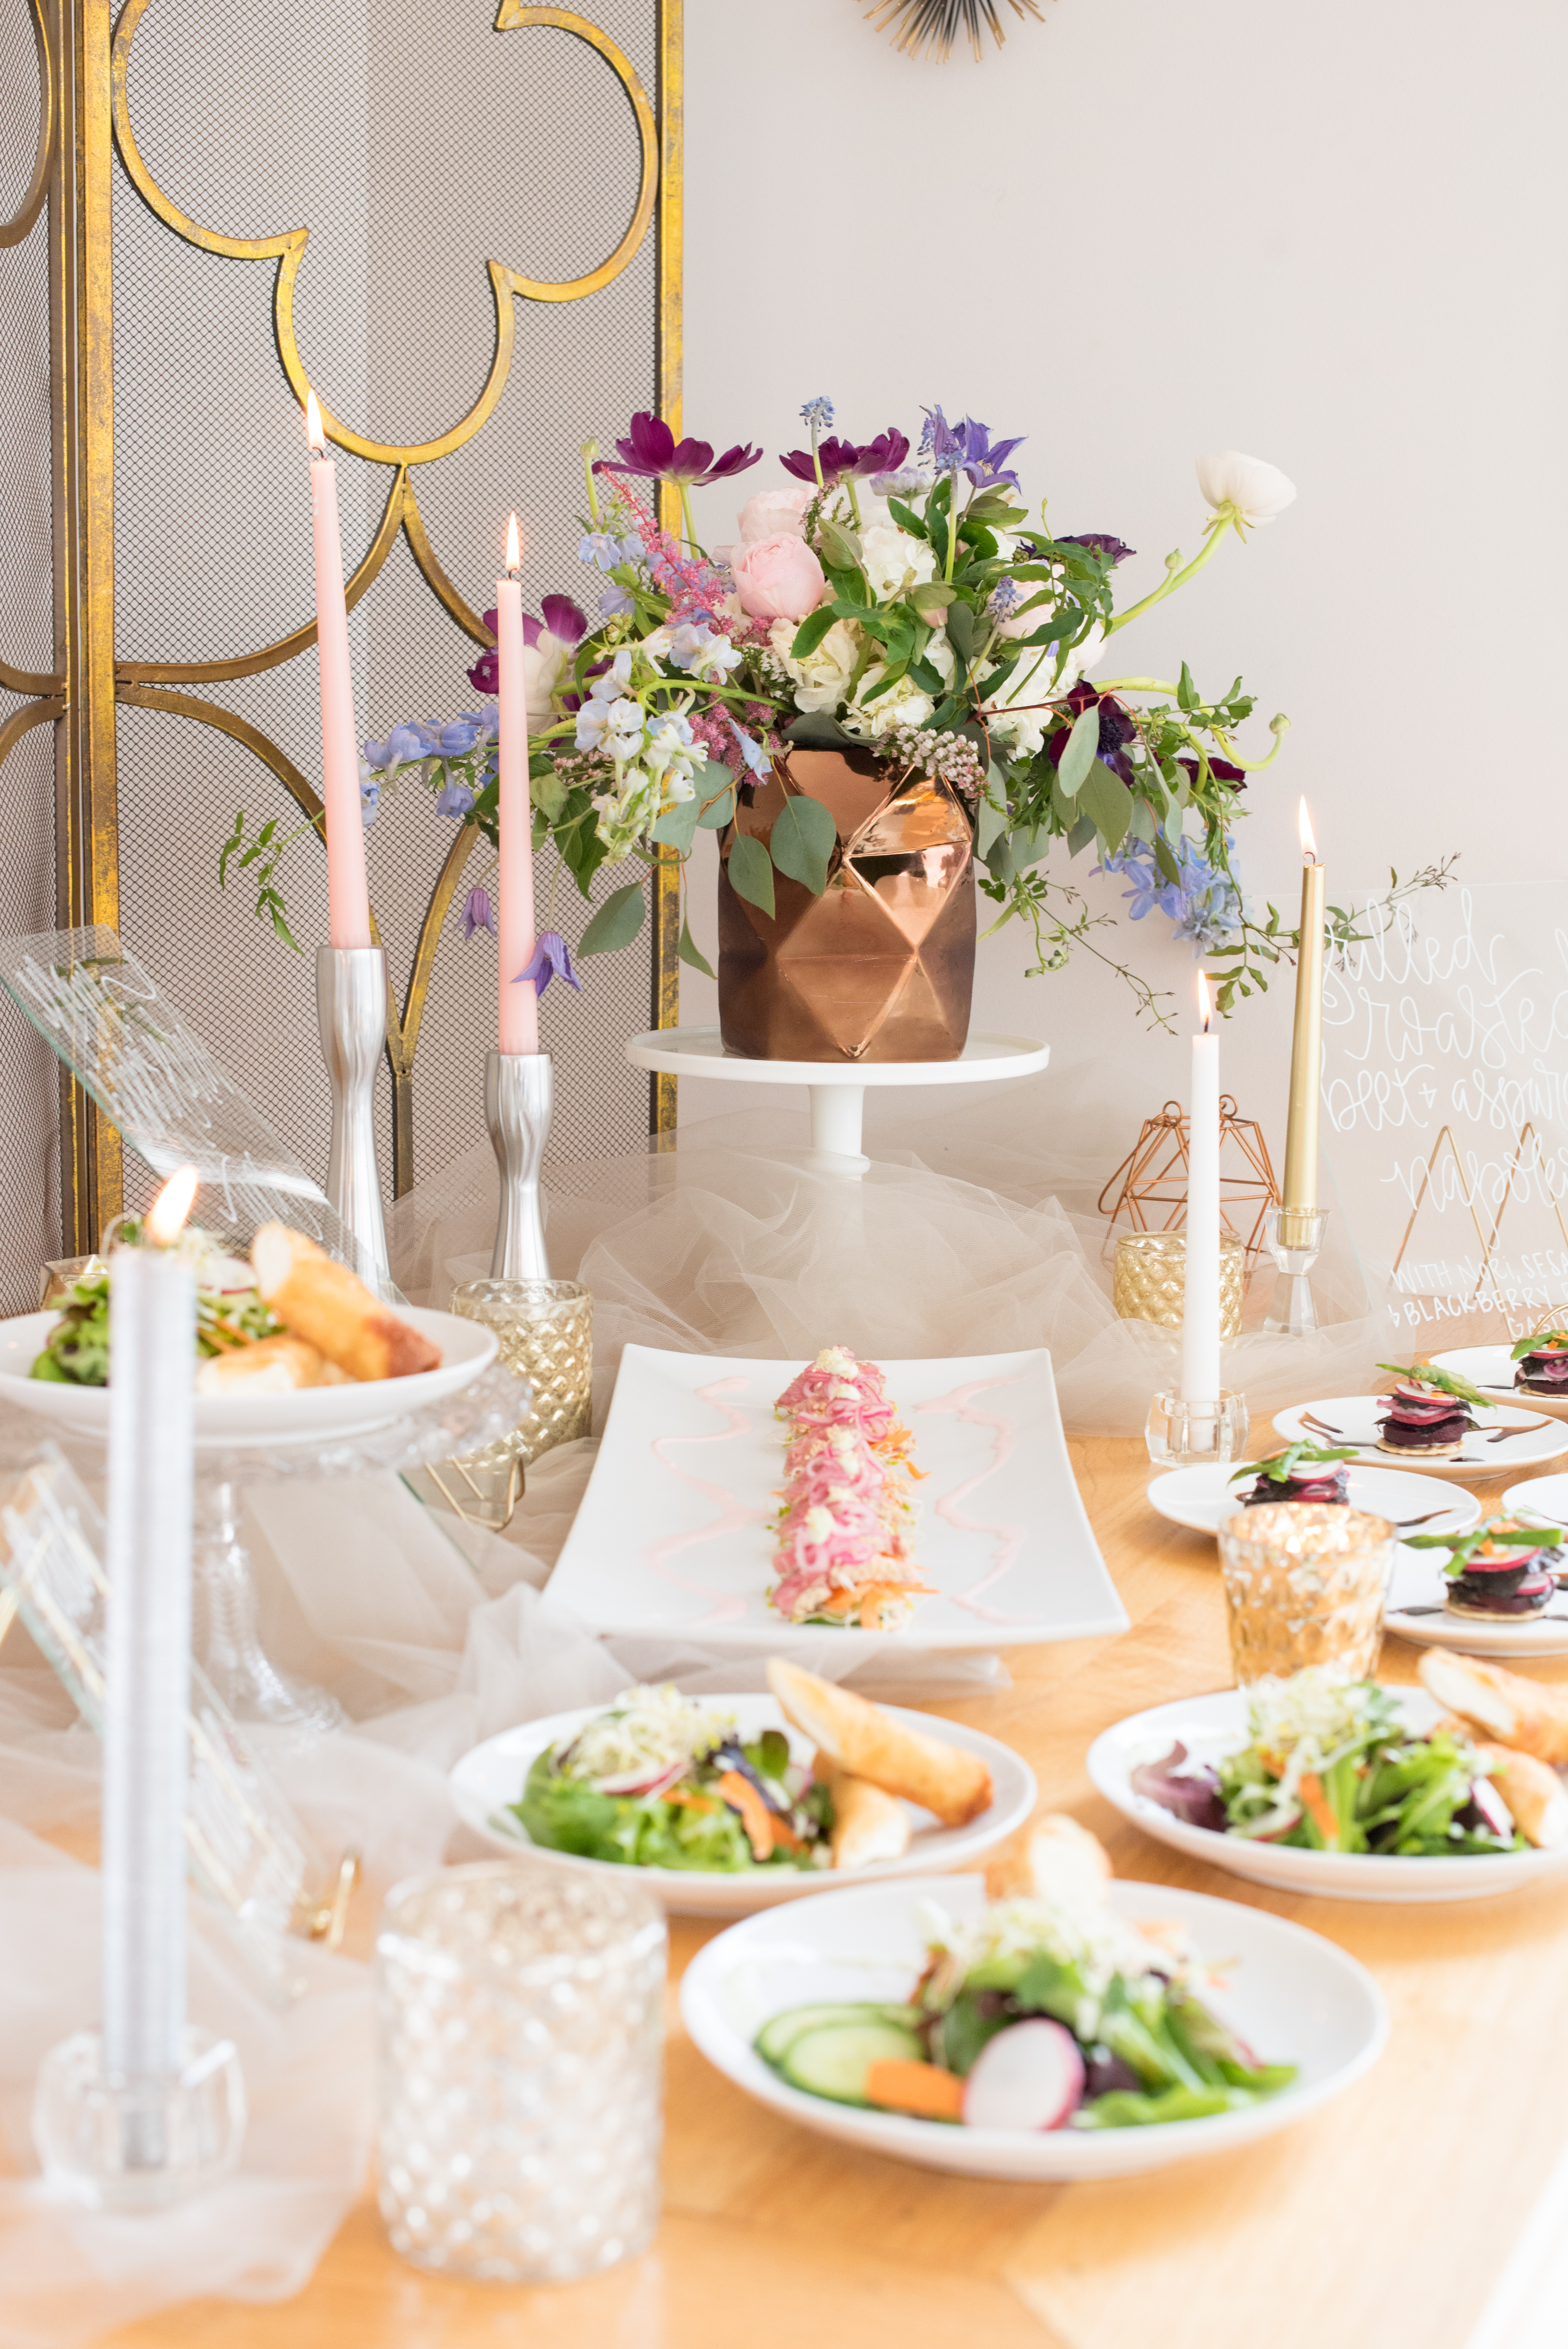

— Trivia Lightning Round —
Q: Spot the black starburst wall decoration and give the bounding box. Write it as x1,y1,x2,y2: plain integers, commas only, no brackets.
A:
865,0,1048,63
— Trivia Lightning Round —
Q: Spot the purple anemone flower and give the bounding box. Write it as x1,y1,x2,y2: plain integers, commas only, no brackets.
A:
595,411,762,489
1060,533,1136,566
779,428,912,490
538,593,588,646
462,885,495,941
467,637,499,696
515,929,582,999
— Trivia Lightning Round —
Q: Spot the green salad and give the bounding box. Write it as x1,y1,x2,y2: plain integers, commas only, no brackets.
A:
514,1685,834,1873
30,1223,280,1387
1132,1667,1523,1855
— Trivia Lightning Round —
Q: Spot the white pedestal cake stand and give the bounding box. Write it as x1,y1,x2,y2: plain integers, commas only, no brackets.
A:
625,1027,1051,1175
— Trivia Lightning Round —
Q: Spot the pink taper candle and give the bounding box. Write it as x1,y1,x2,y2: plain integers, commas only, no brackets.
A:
497,512,539,1054
306,390,372,950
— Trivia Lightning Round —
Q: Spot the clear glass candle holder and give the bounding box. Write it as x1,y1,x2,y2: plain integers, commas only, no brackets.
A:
1216,1503,1395,1686
431,1278,593,1531
1146,1389,1250,1466
1113,1230,1246,1338
375,1861,665,2285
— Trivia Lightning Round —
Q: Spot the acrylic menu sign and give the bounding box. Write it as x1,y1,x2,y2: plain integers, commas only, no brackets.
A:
1318,881,1568,1338
0,924,358,1258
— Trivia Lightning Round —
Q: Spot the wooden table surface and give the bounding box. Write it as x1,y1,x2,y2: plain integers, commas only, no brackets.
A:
105,1350,1568,2349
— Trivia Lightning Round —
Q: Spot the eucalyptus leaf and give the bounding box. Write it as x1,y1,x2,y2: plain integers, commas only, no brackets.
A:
1128,798,1157,845
1079,761,1133,854
650,793,703,853
677,911,715,979
976,786,1009,858
696,776,737,829
769,793,837,895
1153,832,1182,886
1067,813,1099,858
1056,703,1103,798
727,832,776,918
790,607,839,661
577,881,646,957
945,602,981,663
784,712,856,749
532,768,568,821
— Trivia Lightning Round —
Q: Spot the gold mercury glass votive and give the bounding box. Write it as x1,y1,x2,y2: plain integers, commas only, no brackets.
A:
1216,1504,1395,1688
1113,1229,1246,1337
426,1278,593,1531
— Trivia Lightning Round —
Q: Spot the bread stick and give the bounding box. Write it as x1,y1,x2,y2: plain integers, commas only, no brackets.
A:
816,1761,912,1869
194,1332,347,1393
1417,1650,1568,1767
251,1224,440,1382
1474,1744,1568,1849
767,1657,992,1826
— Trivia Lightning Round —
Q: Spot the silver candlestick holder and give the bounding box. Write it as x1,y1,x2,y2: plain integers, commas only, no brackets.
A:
317,945,390,1291
1263,1204,1330,1335
486,1048,552,1279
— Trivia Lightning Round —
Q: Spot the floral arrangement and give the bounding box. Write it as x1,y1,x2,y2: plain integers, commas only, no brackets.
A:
220,399,1450,1023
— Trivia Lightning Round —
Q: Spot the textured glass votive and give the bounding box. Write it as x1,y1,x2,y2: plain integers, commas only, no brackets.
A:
441,1278,593,1529
1146,1389,1250,1467
376,1861,665,2284
1216,1504,1395,1687
1113,1230,1246,1337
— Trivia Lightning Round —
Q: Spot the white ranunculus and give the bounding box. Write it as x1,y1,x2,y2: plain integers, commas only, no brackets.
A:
1196,451,1297,527
737,481,816,544
843,667,936,741
769,613,861,714
524,633,568,729
981,625,1107,759
859,522,937,602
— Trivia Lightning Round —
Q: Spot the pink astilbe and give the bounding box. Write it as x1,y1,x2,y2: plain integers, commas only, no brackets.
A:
609,480,770,642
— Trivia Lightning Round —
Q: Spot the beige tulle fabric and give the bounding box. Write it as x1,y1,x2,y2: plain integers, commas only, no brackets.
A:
0,1076,1386,2342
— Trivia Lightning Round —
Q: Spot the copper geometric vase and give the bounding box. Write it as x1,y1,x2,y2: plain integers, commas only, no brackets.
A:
718,745,976,1063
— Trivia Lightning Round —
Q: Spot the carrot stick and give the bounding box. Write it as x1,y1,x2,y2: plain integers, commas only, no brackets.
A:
864,2060,964,2121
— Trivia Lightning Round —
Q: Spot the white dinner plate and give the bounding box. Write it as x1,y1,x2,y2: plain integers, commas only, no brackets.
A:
447,1695,1036,1918
0,1306,497,1449
548,1344,1129,1654
1384,1484,1568,1656
1502,1472,1568,1528
1088,1687,1568,1901
679,1874,1387,2178
1271,1396,1568,1482
1147,1463,1481,1542
1429,1345,1568,1421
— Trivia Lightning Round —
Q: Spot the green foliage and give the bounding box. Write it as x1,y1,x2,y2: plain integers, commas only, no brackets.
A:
577,881,646,956
769,794,837,895
727,832,776,918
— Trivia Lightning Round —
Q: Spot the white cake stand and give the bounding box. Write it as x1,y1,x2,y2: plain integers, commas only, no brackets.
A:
625,1027,1051,1174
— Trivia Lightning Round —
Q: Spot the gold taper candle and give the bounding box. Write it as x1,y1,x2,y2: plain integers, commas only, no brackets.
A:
1279,797,1324,1243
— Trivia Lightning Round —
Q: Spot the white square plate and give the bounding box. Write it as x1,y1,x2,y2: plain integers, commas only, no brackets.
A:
549,1344,1128,1652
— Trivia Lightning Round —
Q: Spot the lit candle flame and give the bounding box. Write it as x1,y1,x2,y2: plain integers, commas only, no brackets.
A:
145,1166,199,1246
1198,970,1212,1034
1299,796,1318,865
506,512,521,575
305,388,324,456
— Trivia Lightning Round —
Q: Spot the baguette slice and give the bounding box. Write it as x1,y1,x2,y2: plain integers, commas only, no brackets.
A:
1417,1650,1568,1767
194,1333,348,1394
767,1657,992,1827
251,1223,440,1383
1474,1744,1568,1848
986,1810,1112,1902
816,1760,912,1869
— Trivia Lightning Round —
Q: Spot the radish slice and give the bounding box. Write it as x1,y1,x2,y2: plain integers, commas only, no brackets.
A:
593,1757,690,1798
961,2020,1085,2132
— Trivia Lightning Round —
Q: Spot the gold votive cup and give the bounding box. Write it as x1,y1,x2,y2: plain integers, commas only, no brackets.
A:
1113,1230,1246,1337
421,1279,593,1533
1216,1504,1395,1687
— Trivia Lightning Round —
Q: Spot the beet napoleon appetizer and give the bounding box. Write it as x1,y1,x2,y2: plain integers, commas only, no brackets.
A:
1374,1362,1491,1459
1229,1441,1358,1508
1405,1517,1568,1623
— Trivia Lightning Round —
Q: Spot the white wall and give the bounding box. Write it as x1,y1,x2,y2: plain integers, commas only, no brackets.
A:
674,0,1568,1175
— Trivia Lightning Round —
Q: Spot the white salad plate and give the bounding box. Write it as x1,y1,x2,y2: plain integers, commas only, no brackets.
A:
1385,1490,1568,1658
447,1696,1037,1918
0,1306,497,1449
1088,1688,1568,1901
548,1344,1128,1654
1270,1396,1568,1483
679,1873,1388,2179
1429,1345,1568,1421
1147,1463,1481,1542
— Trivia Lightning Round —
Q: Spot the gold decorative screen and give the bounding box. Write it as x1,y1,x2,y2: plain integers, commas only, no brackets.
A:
0,0,680,1292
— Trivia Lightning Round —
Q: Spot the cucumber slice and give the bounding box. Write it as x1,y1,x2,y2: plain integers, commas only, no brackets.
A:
780,2021,925,2105
755,2003,919,2066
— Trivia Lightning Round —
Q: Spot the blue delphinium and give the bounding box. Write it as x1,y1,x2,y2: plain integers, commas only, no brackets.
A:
1099,835,1244,955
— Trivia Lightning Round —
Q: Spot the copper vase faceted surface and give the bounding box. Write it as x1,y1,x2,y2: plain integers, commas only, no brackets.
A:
718,745,976,1062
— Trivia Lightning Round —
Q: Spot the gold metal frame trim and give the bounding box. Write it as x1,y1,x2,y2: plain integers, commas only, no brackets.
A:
0,0,52,248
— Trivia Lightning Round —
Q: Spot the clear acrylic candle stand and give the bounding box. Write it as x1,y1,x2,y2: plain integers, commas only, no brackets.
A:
1146,1390,1250,1467
1263,1205,1330,1336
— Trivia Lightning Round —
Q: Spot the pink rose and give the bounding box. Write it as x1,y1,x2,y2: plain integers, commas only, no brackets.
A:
731,533,827,623
737,481,815,544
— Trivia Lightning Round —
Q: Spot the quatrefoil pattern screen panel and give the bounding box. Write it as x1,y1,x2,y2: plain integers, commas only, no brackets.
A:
110,0,667,1217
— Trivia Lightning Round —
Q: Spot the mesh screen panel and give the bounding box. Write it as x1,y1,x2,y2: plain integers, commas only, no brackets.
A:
111,0,664,1207
0,55,61,1310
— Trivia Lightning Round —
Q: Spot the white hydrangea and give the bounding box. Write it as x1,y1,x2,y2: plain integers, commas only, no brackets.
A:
981,622,1107,759
859,522,937,602
842,625,954,743
769,613,862,714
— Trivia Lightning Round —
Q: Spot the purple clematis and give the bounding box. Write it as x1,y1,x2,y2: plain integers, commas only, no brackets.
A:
515,929,582,998
595,411,762,489
779,428,912,490
921,407,1026,493
462,885,495,941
